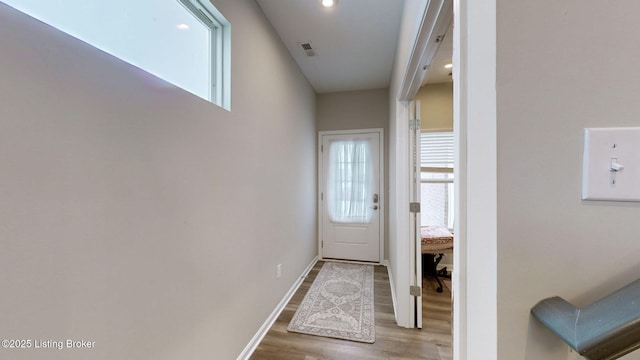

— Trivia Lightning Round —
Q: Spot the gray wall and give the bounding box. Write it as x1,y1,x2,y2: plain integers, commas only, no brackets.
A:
317,89,390,132
316,88,390,259
497,0,640,358
0,1,316,359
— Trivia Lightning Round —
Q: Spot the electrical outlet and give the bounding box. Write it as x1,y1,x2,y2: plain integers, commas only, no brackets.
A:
277,264,282,279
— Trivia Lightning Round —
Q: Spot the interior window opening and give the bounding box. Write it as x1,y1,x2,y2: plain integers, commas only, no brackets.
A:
420,131,455,230
2,0,230,110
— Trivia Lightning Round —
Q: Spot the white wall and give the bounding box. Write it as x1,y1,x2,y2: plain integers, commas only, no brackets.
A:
497,0,640,358
0,1,317,359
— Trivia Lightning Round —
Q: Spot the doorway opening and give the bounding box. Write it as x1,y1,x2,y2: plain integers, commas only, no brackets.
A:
394,0,498,358
404,1,454,331
318,129,385,263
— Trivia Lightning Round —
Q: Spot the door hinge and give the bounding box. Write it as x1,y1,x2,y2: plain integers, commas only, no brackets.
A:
321,145,323,152
409,202,420,213
321,192,323,200
321,240,323,248
410,285,421,297
409,119,421,130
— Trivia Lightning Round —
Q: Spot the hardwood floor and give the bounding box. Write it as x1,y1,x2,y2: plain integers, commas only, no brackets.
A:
250,261,453,360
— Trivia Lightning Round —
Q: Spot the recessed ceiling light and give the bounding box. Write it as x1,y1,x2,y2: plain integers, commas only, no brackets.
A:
444,63,453,69
176,23,190,30
321,0,338,8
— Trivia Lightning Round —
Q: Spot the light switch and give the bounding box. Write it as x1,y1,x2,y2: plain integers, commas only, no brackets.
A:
582,127,640,201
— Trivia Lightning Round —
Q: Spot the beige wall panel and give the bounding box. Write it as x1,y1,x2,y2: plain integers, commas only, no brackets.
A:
415,82,453,131
497,0,640,358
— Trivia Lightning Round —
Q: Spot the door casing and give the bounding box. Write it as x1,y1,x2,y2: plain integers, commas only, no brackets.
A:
318,128,385,263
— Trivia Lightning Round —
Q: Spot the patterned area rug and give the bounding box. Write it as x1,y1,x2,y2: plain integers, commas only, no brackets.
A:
287,261,375,343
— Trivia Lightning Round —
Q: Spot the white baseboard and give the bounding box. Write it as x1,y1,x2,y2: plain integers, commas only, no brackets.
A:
381,260,398,324
236,256,319,360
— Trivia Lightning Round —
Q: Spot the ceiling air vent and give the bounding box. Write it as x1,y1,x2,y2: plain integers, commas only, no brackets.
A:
299,42,316,57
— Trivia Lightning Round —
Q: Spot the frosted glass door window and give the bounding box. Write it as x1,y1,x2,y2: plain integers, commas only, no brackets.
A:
327,140,373,223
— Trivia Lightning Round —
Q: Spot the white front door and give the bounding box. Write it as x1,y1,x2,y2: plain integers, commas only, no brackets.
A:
319,129,383,263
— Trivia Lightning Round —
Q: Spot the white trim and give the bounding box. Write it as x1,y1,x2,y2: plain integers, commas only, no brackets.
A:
178,0,231,110
392,0,500,354
397,0,453,101
452,0,467,357
453,0,497,358
317,128,385,264
410,100,423,329
452,0,467,354
236,256,319,360
390,100,412,327
392,0,454,330
382,260,399,324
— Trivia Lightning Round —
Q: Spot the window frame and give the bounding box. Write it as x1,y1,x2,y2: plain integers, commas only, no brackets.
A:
178,0,230,110
420,130,455,229
3,0,231,110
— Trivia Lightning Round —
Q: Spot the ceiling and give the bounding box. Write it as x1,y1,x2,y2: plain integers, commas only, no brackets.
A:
421,22,453,86
256,0,453,94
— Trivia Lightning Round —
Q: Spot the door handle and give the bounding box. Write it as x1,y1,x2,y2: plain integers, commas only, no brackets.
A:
371,205,378,210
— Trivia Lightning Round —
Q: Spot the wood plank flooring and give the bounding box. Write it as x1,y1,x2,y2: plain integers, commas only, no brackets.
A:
250,261,452,360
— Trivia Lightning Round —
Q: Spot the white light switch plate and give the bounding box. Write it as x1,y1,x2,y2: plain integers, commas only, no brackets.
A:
582,127,640,201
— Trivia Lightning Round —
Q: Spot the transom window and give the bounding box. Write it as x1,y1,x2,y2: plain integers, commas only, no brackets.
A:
2,0,230,109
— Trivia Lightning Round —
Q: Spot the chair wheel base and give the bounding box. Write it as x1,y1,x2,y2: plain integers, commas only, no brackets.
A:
422,253,450,293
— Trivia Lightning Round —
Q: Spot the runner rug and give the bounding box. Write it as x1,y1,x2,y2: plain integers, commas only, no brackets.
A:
287,261,375,343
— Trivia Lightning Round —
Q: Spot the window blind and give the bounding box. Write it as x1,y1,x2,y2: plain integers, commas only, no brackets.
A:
420,131,454,170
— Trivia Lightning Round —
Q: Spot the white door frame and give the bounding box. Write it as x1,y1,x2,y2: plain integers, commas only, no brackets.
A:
392,0,497,358
409,100,422,329
318,128,385,264
392,0,452,329
452,0,497,359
